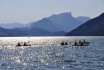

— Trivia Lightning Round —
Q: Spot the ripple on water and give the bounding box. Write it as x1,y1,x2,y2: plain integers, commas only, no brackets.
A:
0,36,104,70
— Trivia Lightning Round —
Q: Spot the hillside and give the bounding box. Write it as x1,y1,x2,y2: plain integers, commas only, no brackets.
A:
0,12,91,36
30,12,90,32
0,26,66,36
66,13,104,36
48,12,83,32
75,16,90,23
0,26,51,36
30,18,61,32
0,23,32,29
0,12,90,33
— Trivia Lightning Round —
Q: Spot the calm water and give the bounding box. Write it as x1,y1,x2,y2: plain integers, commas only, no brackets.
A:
0,36,104,70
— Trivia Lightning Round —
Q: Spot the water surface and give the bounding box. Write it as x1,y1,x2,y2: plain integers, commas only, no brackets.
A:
0,36,104,70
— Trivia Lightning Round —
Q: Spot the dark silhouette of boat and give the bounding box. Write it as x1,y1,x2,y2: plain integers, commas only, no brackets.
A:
60,41,69,46
16,42,31,46
61,41,65,45
73,42,90,46
73,39,90,46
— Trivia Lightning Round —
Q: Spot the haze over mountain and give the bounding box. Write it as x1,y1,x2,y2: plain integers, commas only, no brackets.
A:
0,26,66,36
48,12,82,32
30,12,90,32
0,23,32,29
75,16,90,23
0,12,90,33
30,18,61,32
66,12,104,36
0,12,91,36
0,26,51,36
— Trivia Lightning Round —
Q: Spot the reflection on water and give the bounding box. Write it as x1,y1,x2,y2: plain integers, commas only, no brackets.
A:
0,36,104,70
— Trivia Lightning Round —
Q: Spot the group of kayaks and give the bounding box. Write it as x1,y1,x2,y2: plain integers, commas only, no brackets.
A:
16,41,31,47
60,41,69,45
61,39,90,46
16,39,90,47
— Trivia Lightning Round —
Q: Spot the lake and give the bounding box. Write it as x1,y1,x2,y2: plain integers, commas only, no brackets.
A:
0,36,104,70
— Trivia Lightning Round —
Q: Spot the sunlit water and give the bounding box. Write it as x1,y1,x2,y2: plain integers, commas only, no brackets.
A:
0,36,104,70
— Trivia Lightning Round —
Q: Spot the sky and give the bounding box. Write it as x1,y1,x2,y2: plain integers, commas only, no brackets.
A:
0,0,104,24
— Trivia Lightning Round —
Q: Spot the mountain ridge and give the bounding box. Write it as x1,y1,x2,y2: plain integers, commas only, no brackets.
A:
0,12,92,36
66,12,104,36
0,12,90,33
0,23,32,29
48,12,83,32
30,18,61,32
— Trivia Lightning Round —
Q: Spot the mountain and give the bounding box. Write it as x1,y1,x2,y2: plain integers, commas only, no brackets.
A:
0,26,24,36
30,12,87,32
11,27,51,36
0,26,51,36
48,12,83,32
13,27,29,31
24,22,33,27
51,31,66,36
0,12,91,36
30,18,61,32
29,27,51,35
0,23,24,29
75,16,90,23
0,26,65,36
0,22,32,29
1,12,90,33
66,13,104,36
